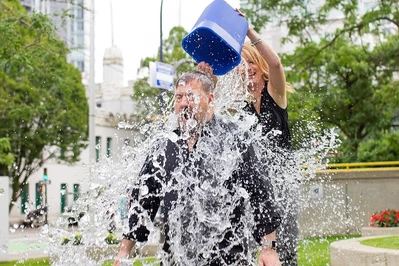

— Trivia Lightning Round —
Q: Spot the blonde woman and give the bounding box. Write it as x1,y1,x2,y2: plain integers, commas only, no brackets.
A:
240,33,294,150
197,10,298,265
239,14,298,266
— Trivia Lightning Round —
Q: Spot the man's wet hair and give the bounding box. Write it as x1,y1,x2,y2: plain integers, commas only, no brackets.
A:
175,70,215,94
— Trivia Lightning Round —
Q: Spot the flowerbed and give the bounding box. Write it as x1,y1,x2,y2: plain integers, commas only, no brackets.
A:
370,209,399,227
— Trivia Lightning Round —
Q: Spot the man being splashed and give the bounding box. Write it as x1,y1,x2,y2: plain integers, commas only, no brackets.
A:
113,71,281,266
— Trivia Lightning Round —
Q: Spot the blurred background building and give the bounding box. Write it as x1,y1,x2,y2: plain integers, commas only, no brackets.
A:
20,0,89,80
10,0,137,225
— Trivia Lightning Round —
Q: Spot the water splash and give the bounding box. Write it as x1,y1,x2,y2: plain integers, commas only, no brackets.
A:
20,67,361,266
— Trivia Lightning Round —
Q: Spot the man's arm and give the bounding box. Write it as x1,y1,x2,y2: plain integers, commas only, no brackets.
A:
114,148,165,265
237,142,282,265
240,143,281,239
113,238,136,266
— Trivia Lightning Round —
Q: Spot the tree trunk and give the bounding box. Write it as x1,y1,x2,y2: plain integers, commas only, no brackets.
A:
9,176,21,213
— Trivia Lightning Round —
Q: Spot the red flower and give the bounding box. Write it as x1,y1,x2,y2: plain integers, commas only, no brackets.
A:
370,209,399,228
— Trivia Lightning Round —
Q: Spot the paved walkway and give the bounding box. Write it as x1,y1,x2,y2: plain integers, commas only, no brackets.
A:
1,226,157,263
1,227,49,262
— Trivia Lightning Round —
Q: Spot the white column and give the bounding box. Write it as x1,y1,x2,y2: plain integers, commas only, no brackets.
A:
46,0,50,15
34,0,40,12
41,0,46,13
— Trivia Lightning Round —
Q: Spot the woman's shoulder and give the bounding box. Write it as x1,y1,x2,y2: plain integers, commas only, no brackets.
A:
262,86,288,112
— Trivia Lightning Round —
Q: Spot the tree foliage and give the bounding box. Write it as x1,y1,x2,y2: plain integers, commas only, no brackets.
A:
358,131,399,162
0,1,88,212
286,36,398,161
0,138,14,173
243,0,399,162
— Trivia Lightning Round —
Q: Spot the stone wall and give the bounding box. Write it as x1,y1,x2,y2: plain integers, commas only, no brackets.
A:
299,169,399,237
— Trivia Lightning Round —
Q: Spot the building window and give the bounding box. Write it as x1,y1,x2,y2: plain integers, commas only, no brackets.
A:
106,137,112,158
76,61,84,72
96,136,101,162
77,8,84,19
60,183,68,213
124,138,130,146
73,184,80,201
76,34,84,47
35,183,42,208
77,21,84,31
21,184,29,214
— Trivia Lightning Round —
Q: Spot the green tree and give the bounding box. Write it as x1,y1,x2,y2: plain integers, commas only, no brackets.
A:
358,131,399,162
132,26,194,122
0,138,14,175
286,36,398,161
243,0,399,162
0,1,88,212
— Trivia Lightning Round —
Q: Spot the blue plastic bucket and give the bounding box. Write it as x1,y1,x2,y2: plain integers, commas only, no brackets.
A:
182,0,248,75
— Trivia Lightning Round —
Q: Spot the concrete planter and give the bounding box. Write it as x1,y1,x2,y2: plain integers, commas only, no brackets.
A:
330,236,399,266
362,226,399,236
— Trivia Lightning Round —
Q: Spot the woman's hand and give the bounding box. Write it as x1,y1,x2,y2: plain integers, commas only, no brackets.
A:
235,8,257,37
235,8,245,17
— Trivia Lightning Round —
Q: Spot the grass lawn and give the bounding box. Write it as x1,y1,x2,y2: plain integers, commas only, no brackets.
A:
0,258,49,266
0,258,158,266
298,235,360,266
0,235,361,266
361,235,399,250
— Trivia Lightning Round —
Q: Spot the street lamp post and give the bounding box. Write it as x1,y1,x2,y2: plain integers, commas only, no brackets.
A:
89,0,95,163
160,0,164,63
158,0,165,115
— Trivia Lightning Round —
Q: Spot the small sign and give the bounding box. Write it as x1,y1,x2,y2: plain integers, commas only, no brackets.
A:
309,184,323,199
149,61,174,90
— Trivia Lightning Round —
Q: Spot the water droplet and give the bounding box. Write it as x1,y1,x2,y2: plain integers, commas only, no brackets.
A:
0,244,7,254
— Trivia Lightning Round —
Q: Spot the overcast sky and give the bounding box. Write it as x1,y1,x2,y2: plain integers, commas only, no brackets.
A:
94,0,240,84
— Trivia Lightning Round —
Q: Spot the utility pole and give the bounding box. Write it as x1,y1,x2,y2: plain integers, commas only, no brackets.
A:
89,0,96,163
158,0,165,115
160,0,164,63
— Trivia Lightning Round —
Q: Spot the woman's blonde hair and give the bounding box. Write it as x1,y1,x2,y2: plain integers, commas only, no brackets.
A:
241,42,294,93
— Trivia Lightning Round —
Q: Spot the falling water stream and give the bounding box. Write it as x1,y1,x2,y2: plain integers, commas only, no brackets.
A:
10,68,357,266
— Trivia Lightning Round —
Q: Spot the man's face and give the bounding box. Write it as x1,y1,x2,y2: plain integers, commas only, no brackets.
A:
174,79,214,134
